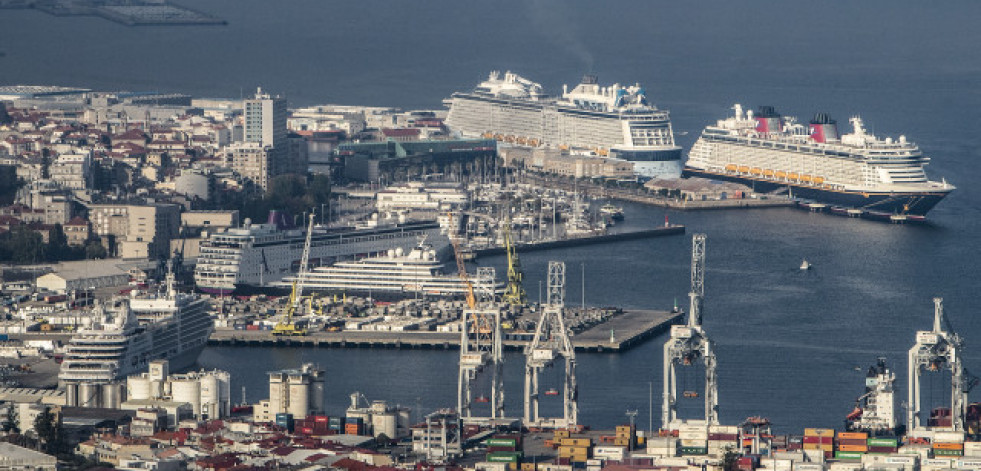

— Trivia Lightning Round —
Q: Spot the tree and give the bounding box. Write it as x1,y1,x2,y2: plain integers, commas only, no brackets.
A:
33,407,60,454
3,405,19,433
85,240,107,259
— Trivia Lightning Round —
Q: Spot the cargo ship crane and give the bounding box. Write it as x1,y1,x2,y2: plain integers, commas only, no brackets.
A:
662,233,719,428
908,297,966,432
523,261,578,429
273,214,314,336
449,212,504,422
501,216,527,306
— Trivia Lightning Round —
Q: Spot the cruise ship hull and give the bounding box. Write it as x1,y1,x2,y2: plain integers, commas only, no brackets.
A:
683,167,951,216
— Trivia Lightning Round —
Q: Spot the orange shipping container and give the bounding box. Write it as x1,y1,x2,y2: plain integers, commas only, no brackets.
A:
933,443,965,451
837,432,869,440
837,445,868,452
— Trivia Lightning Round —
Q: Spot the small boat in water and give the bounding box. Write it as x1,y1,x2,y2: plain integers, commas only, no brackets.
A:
598,203,624,221
544,388,560,396
800,259,811,271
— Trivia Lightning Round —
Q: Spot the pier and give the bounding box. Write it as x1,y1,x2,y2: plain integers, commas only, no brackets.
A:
206,309,682,353
474,225,685,257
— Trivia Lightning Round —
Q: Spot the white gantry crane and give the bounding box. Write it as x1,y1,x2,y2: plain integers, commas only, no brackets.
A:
523,261,578,428
662,233,719,429
457,274,505,422
907,297,968,432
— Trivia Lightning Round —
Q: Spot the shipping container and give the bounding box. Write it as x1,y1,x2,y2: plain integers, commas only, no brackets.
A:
560,438,591,447
933,443,965,451
838,439,869,447
868,438,899,447
838,432,869,440
488,438,519,448
681,447,708,455
804,436,834,444
805,428,836,438
835,451,863,460
838,445,869,453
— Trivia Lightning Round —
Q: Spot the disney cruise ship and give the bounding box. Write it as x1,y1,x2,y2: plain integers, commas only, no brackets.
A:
683,105,954,217
445,71,683,179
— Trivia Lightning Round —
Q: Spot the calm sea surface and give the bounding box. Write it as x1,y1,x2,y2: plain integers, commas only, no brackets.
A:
3,0,981,433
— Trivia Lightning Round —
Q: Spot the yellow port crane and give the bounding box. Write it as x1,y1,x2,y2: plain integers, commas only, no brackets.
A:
448,212,476,309
273,213,314,336
501,216,527,306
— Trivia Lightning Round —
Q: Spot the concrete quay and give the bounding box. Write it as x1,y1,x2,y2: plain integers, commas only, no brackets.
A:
206,309,683,353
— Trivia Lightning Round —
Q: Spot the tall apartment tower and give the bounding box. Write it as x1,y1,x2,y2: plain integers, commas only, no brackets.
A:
232,88,288,189
243,87,287,151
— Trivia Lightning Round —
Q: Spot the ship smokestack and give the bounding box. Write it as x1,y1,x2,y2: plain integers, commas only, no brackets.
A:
754,106,782,134
809,112,838,143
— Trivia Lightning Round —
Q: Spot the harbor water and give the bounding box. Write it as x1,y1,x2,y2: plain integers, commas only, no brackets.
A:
3,0,981,433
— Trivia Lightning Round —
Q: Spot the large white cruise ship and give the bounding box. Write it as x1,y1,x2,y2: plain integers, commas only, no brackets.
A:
59,272,213,406
194,213,450,294
273,241,503,299
445,71,683,179
683,105,955,217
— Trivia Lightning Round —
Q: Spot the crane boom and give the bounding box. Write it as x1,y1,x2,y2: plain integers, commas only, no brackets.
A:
274,213,314,336
448,212,476,309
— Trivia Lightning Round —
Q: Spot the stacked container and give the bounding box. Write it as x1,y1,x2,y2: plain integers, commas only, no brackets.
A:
804,428,834,459
275,413,294,433
593,446,626,462
646,437,678,457
615,425,635,450
932,432,965,459
736,455,760,471
345,417,366,435
836,431,869,458
867,437,899,454
708,425,739,456
328,416,342,433
558,437,592,465
963,441,981,457
679,424,708,456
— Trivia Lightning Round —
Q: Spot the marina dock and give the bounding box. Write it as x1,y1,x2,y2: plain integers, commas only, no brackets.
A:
205,309,682,353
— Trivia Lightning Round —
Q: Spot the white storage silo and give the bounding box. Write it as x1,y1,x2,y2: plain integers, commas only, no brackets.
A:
127,376,152,400
288,379,310,418
78,382,101,408
372,411,397,438
171,378,202,417
102,382,123,409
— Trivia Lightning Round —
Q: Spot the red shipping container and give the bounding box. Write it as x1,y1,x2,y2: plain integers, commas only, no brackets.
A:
868,446,898,453
709,433,739,441
301,427,314,434
837,439,868,447
803,436,833,444
313,415,329,423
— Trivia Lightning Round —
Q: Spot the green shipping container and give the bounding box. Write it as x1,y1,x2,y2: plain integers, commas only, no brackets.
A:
487,438,519,447
681,447,708,455
835,451,863,460
487,452,521,463
934,449,964,457
867,438,899,447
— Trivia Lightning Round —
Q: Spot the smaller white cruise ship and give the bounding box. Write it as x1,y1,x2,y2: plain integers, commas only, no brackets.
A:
275,241,502,298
